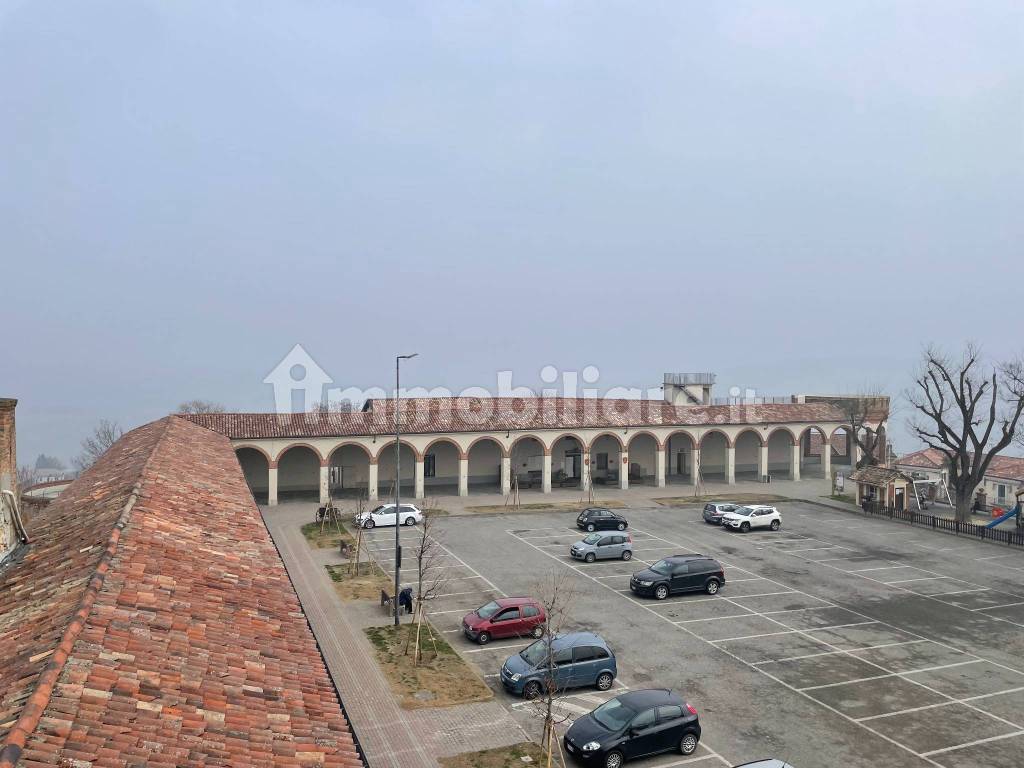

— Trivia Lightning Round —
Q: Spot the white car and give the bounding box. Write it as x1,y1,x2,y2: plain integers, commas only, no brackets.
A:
721,505,781,533
355,503,423,529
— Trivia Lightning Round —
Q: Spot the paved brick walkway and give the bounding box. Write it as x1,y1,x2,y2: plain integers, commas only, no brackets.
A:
261,505,528,768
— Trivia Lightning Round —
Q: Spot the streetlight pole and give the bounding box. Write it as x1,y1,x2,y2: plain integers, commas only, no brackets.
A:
394,353,417,626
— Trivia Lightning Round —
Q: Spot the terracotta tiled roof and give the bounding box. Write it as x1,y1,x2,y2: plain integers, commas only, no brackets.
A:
849,466,912,486
897,448,1024,482
186,397,850,440
0,417,363,768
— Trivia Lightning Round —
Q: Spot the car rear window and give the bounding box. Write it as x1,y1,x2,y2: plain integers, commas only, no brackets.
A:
523,605,539,618
704,504,715,512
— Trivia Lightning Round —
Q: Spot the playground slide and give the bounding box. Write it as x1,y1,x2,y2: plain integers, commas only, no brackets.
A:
985,503,1021,529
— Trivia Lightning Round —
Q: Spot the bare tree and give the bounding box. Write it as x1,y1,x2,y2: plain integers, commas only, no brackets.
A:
73,420,124,471
907,344,1024,521
177,399,226,414
819,393,889,468
17,465,35,491
527,568,579,768
405,503,450,664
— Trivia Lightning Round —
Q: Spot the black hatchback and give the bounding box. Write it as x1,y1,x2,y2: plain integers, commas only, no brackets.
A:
564,689,700,768
630,555,726,599
577,507,628,532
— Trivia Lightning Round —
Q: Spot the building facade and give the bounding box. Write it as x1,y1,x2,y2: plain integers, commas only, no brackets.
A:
189,390,887,505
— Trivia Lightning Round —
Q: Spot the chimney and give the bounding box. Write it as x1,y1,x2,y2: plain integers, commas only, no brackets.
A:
1,398,19,563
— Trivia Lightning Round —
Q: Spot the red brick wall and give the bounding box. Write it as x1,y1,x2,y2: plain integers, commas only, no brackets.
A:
0,399,16,493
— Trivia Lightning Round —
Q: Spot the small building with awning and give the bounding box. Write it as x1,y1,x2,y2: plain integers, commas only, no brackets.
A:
849,466,914,510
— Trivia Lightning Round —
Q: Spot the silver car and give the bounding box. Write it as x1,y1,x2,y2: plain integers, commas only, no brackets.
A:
570,532,633,563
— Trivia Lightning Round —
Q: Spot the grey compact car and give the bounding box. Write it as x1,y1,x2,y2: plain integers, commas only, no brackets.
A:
570,532,633,563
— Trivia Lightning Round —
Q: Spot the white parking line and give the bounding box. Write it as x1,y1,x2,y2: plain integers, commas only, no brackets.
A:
974,600,1024,612
921,730,1024,758
849,565,912,573
884,576,949,585
712,630,796,643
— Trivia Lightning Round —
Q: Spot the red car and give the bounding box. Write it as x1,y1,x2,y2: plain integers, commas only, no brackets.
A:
462,597,545,645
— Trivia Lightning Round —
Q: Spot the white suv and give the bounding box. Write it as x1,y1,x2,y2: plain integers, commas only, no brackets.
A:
721,505,781,533
355,503,423,529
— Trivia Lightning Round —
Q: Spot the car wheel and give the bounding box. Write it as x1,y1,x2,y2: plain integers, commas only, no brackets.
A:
770,519,781,531
584,552,596,563
476,631,490,646
705,578,720,595
404,517,416,526
586,523,596,532
740,521,750,533
679,732,699,755
364,519,375,529
531,624,544,639
596,672,614,691
617,522,626,531
604,750,624,768
622,550,632,561
655,584,669,600
523,681,542,700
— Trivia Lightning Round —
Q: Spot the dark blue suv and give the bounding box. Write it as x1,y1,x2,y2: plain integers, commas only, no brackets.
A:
500,631,617,699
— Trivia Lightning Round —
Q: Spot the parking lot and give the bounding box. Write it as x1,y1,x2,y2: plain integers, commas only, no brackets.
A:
356,501,1024,768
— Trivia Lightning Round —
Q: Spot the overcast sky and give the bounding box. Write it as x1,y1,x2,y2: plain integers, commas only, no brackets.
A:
3,1,1022,466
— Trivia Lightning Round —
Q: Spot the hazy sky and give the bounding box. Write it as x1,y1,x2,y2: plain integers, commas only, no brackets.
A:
3,1,1022,466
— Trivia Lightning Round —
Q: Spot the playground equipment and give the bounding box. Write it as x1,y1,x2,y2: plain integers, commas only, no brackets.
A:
911,478,953,511
986,486,1024,529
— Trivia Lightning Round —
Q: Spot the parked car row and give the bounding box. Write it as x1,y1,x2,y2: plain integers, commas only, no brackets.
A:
455,505,787,768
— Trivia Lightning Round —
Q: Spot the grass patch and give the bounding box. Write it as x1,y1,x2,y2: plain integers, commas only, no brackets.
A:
324,561,393,601
654,493,790,507
363,623,493,709
301,520,355,550
440,742,564,768
464,499,627,514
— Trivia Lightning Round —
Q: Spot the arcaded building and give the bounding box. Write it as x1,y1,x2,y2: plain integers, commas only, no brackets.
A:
188,376,887,505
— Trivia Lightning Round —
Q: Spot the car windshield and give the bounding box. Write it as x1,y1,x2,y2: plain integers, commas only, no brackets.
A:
519,639,550,667
650,559,672,575
368,505,389,515
476,601,501,619
591,698,636,731
582,534,602,545
733,506,754,517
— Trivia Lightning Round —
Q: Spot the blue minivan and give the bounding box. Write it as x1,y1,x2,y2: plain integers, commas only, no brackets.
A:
500,631,617,700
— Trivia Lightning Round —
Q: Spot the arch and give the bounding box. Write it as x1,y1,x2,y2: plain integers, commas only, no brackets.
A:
765,427,797,479
732,428,765,448
275,441,325,464
550,434,586,489
509,433,547,455
699,428,734,449
664,430,697,485
372,439,422,463
327,442,373,498
797,425,832,479
466,436,504,494
586,431,625,452
626,430,664,451
327,440,373,463
625,431,659,485
275,444,320,501
422,435,467,460
235,443,272,465
235,447,269,503
733,429,764,481
467,434,509,458
698,430,729,482
765,425,799,446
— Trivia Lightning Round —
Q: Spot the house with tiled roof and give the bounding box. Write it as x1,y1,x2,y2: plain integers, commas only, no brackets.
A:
896,447,1024,508
184,377,888,505
0,404,364,767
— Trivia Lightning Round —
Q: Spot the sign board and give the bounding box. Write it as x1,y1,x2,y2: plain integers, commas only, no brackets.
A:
835,473,845,492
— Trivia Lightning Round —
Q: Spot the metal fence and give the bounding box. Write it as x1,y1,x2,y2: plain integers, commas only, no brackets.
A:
859,500,1024,548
